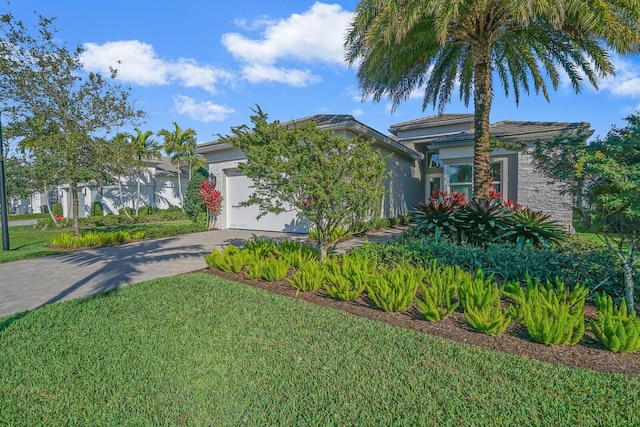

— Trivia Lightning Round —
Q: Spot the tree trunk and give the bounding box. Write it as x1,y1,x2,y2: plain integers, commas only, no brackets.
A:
136,171,141,217
117,178,132,220
472,45,493,200
43,183,56,222
624,233,638,315
176,160,184,210
71,180,80,237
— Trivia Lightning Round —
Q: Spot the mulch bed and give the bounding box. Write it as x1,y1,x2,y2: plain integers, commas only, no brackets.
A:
199,267,640,378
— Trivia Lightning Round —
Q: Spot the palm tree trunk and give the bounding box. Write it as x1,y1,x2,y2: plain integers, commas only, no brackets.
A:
472,45,493,200
176,160,184,210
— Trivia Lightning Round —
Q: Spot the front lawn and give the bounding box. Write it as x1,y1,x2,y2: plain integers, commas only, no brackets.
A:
0,273,638,425
0,220,204,264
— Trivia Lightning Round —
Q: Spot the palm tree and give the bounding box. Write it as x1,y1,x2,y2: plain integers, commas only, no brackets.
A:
157,122,197,209
345,1,640,199
130,128,161,217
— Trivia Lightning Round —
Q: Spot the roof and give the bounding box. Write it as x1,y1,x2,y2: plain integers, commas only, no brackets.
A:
389,114,474,134
430,120,593,147
197,114,423,160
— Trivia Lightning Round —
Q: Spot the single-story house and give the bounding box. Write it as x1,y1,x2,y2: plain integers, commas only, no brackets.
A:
18,157,188,218
198,113,590,233
196,115,424,233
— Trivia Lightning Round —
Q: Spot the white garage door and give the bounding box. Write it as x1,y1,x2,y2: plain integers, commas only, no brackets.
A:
225,169,307,233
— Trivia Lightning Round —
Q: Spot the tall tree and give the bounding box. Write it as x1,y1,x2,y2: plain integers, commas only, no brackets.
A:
345,1,640,199
130,128,161,217
535,113,640,314
0,13,144,235
157,122,197,209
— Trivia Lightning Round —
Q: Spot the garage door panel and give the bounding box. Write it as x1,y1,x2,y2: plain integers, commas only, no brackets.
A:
225,169,307,233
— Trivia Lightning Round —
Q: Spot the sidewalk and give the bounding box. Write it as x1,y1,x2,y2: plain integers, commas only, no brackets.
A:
0,228,403,317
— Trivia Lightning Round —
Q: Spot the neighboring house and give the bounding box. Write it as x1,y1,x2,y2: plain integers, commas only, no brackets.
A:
196,114,424,233
389,114,591,232
19,157,188,218
198,113,589,233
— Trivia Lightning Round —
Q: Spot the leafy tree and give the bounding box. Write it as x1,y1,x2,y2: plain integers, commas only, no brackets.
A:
184,167,209,224
157,122,198,209
221,107,386,258
102,133,136,220
345,1,640,200
0,13,144,235
535,113,640,314
130,128,161,217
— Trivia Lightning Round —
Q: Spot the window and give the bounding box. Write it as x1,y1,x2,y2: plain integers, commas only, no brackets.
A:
448,161,503,199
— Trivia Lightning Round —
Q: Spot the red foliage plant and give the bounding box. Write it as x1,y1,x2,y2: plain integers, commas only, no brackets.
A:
198,181,223,216
428,190,467,209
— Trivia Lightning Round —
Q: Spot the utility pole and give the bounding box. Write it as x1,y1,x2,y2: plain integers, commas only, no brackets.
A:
0,112,9,251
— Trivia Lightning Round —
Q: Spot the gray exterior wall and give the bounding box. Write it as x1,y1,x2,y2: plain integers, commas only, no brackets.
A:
516,151,574,232
379,146,423,217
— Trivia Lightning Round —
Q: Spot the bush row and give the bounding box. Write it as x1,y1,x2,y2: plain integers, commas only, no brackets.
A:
35,207,189,230
205,238,640,353
350,237,628,297
50,230,146,249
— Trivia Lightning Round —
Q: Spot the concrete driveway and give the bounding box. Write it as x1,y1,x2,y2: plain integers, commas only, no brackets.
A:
0,228,402,317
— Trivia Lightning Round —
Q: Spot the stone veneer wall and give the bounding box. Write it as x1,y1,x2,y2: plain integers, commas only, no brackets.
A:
516,151,575,233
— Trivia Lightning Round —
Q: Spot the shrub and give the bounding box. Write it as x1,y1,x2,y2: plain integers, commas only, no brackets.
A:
132,231,146,240
458,270,516,336
366,263,424,312
184,167,209,226
414,261,461,322
590,292,640,353
411,199,462,243
323,254,374,301
456,199,514,247
205,246,241,272
308,226,351,244
259,256,290,282
286,259,326,296
51,203,63,217
244,236,279,259
350,238,621,294
91,201,104,217
504,276,587,347
50,232,76,249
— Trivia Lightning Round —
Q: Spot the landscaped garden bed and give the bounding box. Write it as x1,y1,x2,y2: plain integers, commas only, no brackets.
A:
202,237,640,378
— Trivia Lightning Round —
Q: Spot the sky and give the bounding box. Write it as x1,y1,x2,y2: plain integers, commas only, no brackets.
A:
6,0,640,145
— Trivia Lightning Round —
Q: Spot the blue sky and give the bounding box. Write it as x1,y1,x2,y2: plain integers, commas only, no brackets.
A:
7,1,640,144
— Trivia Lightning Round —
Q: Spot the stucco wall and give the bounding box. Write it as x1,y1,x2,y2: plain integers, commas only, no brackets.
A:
516,151,574,232
207,158,243,230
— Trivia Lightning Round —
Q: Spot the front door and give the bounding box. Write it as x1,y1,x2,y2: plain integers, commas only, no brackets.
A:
426,173,443,200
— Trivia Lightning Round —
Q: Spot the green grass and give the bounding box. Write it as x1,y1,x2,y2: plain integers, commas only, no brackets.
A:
1,273,638,426
0,220,204,264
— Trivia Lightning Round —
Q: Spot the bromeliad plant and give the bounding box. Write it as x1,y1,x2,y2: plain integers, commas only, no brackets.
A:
503,275,587,347
411,191,466,243
414,261,462,322
590,292,640,353
501,209,566,248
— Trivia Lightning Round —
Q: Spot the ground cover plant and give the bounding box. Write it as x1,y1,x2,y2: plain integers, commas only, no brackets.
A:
1,274,639,425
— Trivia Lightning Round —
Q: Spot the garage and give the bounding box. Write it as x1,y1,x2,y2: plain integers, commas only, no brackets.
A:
224,168,307,233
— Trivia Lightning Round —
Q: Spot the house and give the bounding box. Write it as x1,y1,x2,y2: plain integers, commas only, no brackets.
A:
196,114,424,232
198,113,590,233
390,114,591,232
19,157,188,218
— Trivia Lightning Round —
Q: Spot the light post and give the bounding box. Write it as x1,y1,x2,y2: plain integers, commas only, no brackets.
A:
0,112,9,251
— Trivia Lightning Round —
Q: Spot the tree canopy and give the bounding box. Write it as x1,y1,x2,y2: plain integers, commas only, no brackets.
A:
221,107,387,257
535,112,640,313
0,13,144,235
345,0,640,199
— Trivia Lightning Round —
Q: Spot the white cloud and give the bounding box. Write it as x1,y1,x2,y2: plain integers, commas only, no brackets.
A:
598,56,640,98
351,109,364,117
222,2,353,86
80,40,234,93
233,16,276,31
242,63,320,87
173,95,236,122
